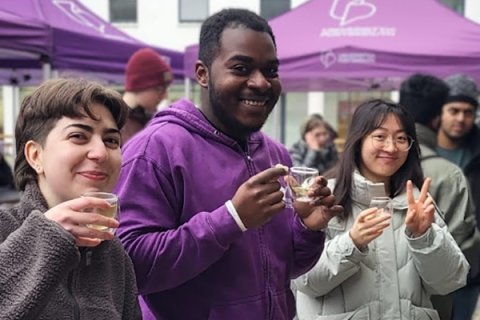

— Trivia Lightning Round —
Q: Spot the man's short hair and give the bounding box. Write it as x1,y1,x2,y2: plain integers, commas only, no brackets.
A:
399,74,449,126
198,8,276,69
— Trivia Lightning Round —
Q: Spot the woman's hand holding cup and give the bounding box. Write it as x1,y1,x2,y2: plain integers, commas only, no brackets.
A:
44,196,119,247
349,207,391,249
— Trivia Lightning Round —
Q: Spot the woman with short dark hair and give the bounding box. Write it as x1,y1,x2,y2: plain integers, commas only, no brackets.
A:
0,78,141,319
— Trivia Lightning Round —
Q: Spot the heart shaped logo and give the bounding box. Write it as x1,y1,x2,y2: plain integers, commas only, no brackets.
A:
320,51,337,69
340,0,376,26
330,0,377,26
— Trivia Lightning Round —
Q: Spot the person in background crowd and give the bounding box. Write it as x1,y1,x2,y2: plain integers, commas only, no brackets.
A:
114,8,343,320
437,74,480,320
0,78,141,319
294,99,468,320
324,117,339,143
0,152,15,189
289,114,338,174
400,73,480,320
122,48,173,144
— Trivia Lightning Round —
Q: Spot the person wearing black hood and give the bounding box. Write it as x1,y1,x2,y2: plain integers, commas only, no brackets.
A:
437,74,480,320
400,74,480,320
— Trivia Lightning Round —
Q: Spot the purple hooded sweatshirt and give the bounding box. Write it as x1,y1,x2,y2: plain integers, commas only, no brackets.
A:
114,99,325,320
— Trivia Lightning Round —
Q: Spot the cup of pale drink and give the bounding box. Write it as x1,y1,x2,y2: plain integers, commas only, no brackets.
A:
369,197,393,218
288,167,319,202
81,192,119,233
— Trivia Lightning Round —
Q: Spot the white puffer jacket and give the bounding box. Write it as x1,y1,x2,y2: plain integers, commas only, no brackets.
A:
294,172,469,320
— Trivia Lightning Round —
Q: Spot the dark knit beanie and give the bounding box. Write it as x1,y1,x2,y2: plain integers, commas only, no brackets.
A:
125,48,173,92
444,74,479,108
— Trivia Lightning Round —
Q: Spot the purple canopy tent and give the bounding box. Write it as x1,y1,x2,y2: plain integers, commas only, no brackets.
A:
184,0,480,91
0,0,184,86
0,10,50,85
0,10,49,62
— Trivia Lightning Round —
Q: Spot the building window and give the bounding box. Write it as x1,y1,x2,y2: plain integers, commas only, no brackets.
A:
179,0,209,23
110,0,137,23
260,0,291,20
438,0,464,14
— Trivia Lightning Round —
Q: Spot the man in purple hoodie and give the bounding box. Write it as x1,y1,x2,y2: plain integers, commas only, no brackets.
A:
114,8,343,320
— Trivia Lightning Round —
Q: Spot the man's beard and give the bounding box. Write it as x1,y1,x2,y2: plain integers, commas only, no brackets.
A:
442,126,468,143
208,78,267,138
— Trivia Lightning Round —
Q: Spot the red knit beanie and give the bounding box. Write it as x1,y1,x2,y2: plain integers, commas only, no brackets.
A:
125,48,173,92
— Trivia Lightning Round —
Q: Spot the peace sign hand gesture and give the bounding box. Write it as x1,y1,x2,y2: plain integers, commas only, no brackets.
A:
405,178,435,238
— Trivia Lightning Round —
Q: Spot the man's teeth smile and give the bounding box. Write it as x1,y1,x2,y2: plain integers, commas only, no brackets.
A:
242,100,267,106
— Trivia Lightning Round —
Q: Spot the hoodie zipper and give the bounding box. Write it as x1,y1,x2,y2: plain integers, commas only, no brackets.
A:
242,144,254,175
67,271,80,320
244,150,253,167
67,248,90,319
242,144,273,319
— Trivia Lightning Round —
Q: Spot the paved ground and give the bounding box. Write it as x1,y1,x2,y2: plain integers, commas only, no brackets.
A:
465,296,480,320
474,303,480,320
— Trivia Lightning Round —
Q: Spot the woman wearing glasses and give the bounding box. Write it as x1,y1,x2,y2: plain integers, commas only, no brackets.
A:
294,99,468,320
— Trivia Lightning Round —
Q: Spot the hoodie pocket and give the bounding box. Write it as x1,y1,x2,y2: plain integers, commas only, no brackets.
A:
207,296,265,320
207,291,294,320
314,306,370,320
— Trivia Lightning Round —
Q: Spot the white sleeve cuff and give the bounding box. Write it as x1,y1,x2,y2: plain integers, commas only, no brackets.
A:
225,200,247,232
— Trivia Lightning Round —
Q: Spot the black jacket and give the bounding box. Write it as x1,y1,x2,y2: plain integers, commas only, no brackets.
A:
463,126,480,227
0,157,14,189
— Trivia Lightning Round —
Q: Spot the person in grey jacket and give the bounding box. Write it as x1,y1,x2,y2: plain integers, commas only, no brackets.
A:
400,74,480,320
0,79,141,319
289,114,338,174
437,74,480,320
294,100,468,320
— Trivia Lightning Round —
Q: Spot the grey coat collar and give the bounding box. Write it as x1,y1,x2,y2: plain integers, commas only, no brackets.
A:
415,123,437,151
328,171,420,230
350,171,416,209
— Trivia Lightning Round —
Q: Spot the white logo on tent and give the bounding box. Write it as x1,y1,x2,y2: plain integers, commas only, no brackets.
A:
320,50,376,68
52,0,132,42
330,0,376,26
320,51,337,68
320,0,395,38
